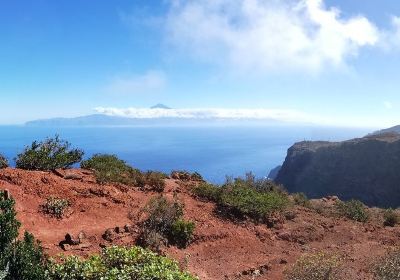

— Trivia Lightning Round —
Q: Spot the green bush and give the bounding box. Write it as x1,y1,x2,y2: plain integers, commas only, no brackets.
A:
144,171,167,192
0,155,8,169
0,191,47,280
383,209,399,227
170,219,195,248
219,184,289,222
81,154,144,186
0,191,20,253
46,246,197,280
230,172,286,194
285,252,342,280
192,175,289,223
374,248,400,280
41,197,70,219
293,193,311,208
336,200,369,222
16,136,84,171
139,196,195,250
5,232,47,280
192,183,221,201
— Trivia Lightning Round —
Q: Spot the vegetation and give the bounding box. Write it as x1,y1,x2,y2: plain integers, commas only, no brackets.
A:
16,136,84,171
219,183,289,222
383,209,399,227
81,154,142,185
41,197,70,219
0,191,197,279
139,196,195,251
81,154,166,191
143,171,167,192
193,174,289,223
0,155,8,169
285,252,342,280
0,191,47,280
336,199,369,222
374,248,400,280
171,170,204,181
192,183,221,201
170,219,196,249
292,192,311,208
46,246,197,280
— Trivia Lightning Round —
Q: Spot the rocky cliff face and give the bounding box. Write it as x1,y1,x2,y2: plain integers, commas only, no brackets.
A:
275,133,400,207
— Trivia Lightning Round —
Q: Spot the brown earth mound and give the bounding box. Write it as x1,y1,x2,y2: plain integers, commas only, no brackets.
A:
0,168,399,279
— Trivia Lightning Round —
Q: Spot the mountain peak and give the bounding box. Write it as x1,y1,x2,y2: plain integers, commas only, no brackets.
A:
151,104,171,109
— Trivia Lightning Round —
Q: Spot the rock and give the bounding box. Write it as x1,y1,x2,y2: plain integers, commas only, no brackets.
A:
65,233,80,245
64,173,83,180
61,243,72,251
78,231,88,243
277,232,292,241
103,228,120,242
124,224,136,233
275,133,400,208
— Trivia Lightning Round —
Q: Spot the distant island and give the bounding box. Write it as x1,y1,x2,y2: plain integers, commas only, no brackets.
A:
25,104,298,127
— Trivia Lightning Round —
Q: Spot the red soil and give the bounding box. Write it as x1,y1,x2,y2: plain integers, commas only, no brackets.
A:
0,168,399,279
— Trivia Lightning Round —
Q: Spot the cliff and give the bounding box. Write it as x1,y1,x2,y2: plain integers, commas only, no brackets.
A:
275,133,400,207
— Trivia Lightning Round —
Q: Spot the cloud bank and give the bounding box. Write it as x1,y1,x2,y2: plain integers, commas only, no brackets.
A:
165,0,400,73
95,106,318,124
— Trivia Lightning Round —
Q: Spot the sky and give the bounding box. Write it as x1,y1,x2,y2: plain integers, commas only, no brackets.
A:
1,0,400,127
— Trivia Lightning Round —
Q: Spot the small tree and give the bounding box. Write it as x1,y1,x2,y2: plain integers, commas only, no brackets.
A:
16,135,84,171
0,191,20,253
0,191,47,280
138,196,195,250
81,154,144,186
0,155,8,169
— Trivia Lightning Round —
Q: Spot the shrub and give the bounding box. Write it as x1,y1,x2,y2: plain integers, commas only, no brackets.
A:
336,200,369,222
293,193,311,208
230,172,286,194
374,248,400,280
219,184,289,222
383,209,399,227
171,170,204,181
144,171,167,192
139,196,195,250
192,174,289,223
81,154,144,186
6,232,47,280
192,183,221,201
16,135,84,171
46,246,197,280
285,252,342,280
0,191,47,280
0,191,20,253
170,219,195,248
0,155,8,169
41,197,70,219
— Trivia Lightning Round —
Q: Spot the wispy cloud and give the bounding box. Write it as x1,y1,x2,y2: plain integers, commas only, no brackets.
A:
94,106,321,124
164,0,380,73
105,70,166,95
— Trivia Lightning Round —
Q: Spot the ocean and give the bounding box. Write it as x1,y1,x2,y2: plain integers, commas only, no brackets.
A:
0,125,372,183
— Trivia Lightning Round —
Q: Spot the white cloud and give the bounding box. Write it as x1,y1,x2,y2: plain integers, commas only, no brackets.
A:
164,0,380,73
95,106,317,123
105,70,166,94
379,16,400,51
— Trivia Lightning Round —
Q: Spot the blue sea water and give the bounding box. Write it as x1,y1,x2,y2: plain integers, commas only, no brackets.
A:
0,125,372,183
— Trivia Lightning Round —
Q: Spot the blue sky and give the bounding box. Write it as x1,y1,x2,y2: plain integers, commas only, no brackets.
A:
1,0,400,127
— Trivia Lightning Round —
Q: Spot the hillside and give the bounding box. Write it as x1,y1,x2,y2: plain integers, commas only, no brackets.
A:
275,133,400,207
1,167,399,279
